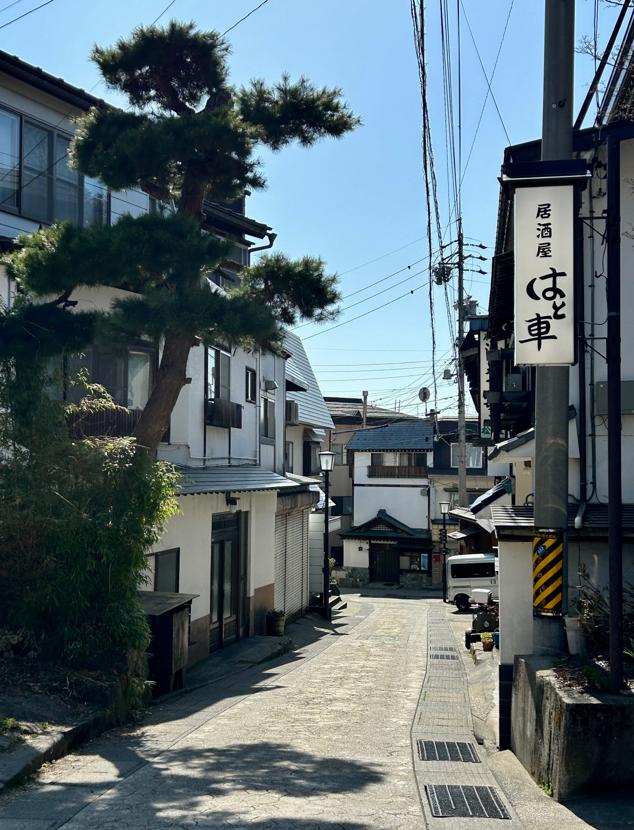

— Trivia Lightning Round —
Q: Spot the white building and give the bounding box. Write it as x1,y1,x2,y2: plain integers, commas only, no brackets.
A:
0,50,324,665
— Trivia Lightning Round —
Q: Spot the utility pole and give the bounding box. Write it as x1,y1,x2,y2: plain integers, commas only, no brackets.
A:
533,0,574,650
362,389,368,428
457,217,468,507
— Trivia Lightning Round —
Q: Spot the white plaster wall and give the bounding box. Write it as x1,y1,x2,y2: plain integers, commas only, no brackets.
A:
285,424,304,475
498,538,534,665
229,348,259,464
247,490,277,592
309,513,341,594
259,351,285,473
353,484,429,528
344,538,369,568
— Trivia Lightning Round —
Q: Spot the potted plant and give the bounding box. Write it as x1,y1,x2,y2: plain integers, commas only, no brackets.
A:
481,632,494,652
266,610,286,636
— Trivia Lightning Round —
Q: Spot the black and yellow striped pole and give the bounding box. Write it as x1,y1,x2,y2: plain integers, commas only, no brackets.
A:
533,533,564,615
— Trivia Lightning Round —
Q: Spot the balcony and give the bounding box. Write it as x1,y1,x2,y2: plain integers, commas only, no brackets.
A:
68,407,142,438
206,398,243,429
368,464,428,479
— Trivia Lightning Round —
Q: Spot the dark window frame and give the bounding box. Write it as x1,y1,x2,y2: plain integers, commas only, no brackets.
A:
0,103,110,226
245,367,256,403
207,346,231,402
63,342,157,409
399,551,431,574
261,396,276,440
154,547,180,593
284,440,294,472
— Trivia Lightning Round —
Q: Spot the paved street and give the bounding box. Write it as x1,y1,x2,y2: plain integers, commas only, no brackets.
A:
0,595,608,830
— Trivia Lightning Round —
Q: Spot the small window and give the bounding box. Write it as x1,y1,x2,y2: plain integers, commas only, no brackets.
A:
0,109,19,210
245,367,256,403
261,398,275,439
450,443,483,469
207,347,230,401
332,444,345,465
22,121,51,221
370,452,384,466
154,548,180,592
399,452,427,467
127,350,152,409
400,553,431,573
285,440,294,472
54,134,80,223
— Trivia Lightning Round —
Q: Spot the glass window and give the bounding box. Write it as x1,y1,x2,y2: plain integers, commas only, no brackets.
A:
450,443,483,469
83,176,107,226
22,122,51,221
332,444,345,465
261,398,275,439
370,452,384,466
128,350,151,409
208,348,230,401
245,367,256,403
450,561,495,579
93,350,126,405
54,134,79,223
399,452,427,467
0,110,19,210
154,548,179,592
285,440,293,472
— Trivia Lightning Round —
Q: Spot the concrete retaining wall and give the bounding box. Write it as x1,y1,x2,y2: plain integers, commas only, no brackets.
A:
511,655,634,800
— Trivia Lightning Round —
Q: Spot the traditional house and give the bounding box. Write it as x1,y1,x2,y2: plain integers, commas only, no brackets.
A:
0,50,323,665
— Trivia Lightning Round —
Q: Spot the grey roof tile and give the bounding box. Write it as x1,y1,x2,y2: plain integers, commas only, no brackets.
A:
284,332,334,429
346,420,433,451
490,503,634,530
177,465,299,495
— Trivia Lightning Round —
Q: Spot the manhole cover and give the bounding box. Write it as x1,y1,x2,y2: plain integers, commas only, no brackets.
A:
417,740,480,763
425,785,510,819
430,653,459,661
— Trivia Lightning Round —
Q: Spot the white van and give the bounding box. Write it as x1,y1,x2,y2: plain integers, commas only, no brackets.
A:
446,553,498,610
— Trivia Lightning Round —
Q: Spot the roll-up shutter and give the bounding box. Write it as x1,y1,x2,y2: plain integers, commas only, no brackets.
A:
274,513,286,610
274,508,310,619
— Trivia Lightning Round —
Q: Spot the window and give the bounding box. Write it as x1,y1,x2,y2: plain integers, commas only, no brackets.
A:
207,347,230,401
285,440,294,472
370,452,384,466
0,107,109,225
450,561,495,579
65,345,154,409
331,496,353,516
450,443,483,469
0,109,19,210
398,452,427,467
261,398,276,439
400,552,430,573
154,548,180,592
245,367,256,403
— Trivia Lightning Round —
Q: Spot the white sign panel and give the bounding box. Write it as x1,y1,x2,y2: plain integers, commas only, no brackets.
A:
514,185,575,366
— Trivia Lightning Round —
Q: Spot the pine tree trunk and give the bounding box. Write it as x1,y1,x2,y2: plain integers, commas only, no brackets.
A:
133,331,195,455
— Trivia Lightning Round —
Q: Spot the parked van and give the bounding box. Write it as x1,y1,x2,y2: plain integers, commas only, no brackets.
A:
446,553,498,610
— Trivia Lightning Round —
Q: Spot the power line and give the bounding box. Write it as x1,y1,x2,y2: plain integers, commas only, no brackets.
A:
458,0,511,146
0,0,53,31
222,0,271,36
0,0,28,15
151,0,177,25
338,235,426,275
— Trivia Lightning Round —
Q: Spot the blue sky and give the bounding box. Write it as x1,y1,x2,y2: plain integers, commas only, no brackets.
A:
2,0,622,415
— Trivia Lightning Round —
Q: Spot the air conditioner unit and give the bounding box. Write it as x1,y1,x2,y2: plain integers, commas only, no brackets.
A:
285,400,299,425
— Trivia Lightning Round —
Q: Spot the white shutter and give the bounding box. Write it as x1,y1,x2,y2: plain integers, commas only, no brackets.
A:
274,509,310,618
274,514,286,610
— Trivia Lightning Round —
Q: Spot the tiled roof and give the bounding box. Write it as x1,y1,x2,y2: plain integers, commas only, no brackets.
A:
284,332,334,429
177,466,299,496
325,397,416,422
340,510,431,543
490,503,634,531
346,420,433,451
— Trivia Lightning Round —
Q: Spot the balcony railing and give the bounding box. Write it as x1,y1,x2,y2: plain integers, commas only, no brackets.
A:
68,407,142,438
206,398,243,429
367,464,428,479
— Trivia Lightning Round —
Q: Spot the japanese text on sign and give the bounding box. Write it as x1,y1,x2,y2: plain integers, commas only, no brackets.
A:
514,185,575,365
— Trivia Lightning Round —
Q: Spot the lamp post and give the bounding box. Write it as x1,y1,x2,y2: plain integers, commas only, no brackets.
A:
440,501,450,603
319,450,335,621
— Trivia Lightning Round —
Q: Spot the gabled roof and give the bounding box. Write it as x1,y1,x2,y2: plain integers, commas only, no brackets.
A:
325,397,417,423
346,420,433,452
339,510,431,543
283,332,334,430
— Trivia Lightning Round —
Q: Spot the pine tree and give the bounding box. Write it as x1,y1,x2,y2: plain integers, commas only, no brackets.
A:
3,21,359,453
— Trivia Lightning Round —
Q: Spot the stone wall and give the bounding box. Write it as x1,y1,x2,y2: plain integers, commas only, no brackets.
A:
332,566,368,587
511,655,634,800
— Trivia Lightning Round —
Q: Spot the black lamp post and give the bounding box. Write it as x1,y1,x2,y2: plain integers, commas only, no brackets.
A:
319,450,335,621
440,500,450,603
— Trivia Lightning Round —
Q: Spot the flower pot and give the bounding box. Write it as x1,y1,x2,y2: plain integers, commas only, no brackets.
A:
564,616,586,656
481,638,494,652
266,611,286,636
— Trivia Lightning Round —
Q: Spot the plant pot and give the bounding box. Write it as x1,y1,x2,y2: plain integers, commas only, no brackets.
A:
266,611,286,637
482,639,494,652
564,616,586,655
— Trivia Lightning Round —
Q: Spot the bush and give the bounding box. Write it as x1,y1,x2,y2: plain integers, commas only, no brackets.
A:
576,565,634,654
0,355,179,670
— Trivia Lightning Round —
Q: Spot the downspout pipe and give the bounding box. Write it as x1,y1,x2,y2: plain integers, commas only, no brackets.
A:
575,183,588,528
607,132,623,693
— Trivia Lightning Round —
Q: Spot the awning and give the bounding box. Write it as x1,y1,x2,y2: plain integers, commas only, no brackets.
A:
449,506,495,536
470,477,512,515
448,527,480,541
177,465,300,496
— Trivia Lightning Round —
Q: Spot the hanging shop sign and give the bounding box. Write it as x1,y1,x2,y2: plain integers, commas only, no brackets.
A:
514,184,575,366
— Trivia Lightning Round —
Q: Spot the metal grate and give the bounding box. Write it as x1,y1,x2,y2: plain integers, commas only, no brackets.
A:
430,653,459,661
425,785,510,819
417,740,480,763
430,645,456,652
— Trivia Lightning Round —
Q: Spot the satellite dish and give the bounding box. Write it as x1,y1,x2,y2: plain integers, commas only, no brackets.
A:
418,387,430,403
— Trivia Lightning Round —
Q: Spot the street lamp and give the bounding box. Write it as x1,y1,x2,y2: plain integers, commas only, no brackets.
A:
440,500,450,603
319,451,335,620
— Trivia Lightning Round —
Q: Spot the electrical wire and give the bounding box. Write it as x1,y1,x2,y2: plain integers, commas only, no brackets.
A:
0,0,53,31
339,236,426,275
151,0,177,25
222,0,271,36
0,0,28,15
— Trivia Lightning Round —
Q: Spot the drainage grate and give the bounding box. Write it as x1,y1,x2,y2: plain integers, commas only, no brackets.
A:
430,653,459,661
430,645,456,652
425,785,510,819
417,740,480,763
